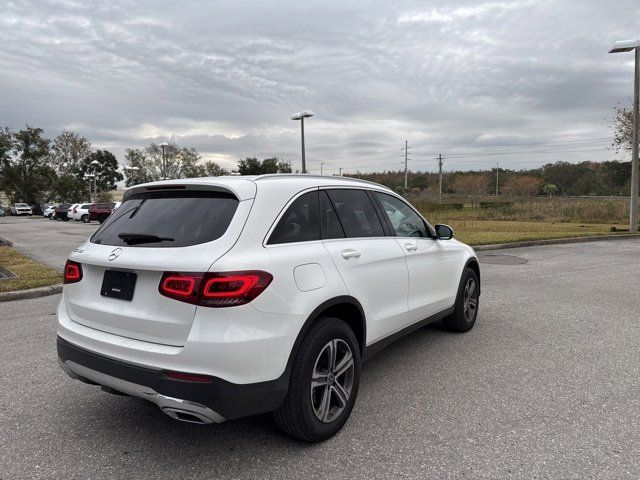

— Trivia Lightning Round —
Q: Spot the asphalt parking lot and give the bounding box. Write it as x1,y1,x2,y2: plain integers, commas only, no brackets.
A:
1,218,639,479
0,216,98,270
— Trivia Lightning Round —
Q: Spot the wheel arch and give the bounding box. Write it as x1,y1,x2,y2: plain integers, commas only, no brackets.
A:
285,296,366,375
464,257,481,295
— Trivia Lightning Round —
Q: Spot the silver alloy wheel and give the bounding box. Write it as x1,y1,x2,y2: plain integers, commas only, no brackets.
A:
310,339,355,423
463,278,478,322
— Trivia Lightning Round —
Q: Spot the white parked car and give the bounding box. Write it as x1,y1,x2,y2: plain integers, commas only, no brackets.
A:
10,203,32,216
71,203,93,223
44,204,57,219
67,204,79,220
57,175,480,441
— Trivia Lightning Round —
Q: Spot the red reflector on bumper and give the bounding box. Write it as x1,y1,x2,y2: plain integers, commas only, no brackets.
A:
164,370,213,383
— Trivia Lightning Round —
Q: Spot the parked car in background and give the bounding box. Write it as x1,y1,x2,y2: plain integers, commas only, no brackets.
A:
0,206,6,217
71,204,93,223
31,204,44,216
53,203,73,221
67,204,79,220
10,203,32,216
88,202,116,223
44,205,57,219
39,203,55,216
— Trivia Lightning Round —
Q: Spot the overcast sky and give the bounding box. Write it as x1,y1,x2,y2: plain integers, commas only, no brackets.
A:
1,0,639,174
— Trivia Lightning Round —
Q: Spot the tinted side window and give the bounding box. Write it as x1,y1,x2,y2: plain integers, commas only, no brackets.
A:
320,191,345,239
326,189,384,238
375,193,428,238
268,191,320,245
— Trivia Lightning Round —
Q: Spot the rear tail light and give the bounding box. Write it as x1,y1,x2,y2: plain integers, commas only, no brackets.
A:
64,260,83,284
159,271,272,307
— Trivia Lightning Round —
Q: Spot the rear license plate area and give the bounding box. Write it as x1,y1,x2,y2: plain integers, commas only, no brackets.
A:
100,270,137,301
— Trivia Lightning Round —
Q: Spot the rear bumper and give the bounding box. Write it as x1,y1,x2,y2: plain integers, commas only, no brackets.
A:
57,336,289,422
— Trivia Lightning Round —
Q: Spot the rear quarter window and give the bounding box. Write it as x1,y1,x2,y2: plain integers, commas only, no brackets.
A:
268,191,320,245
91,190,239,248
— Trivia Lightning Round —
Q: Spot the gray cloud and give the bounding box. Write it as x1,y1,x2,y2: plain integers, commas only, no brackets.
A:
1,0,639,174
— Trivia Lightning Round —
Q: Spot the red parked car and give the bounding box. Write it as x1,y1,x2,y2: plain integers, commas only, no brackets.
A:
88,202,116,224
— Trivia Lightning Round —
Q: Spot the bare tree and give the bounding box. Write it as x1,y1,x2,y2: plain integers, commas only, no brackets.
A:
49,131,92,175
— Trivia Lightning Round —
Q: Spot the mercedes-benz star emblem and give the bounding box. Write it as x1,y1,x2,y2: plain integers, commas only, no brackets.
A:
108,248,123,261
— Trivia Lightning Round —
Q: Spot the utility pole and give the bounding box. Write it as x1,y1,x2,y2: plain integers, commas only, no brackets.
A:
402,140,411,189
437,154,443,204
496,162,499,196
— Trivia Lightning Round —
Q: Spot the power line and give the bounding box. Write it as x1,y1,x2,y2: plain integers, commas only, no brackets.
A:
429,147,610,160
410,136,612,150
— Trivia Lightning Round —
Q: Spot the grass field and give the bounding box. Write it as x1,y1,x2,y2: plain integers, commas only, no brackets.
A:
411,196,631,224
0,246,62,293
407,196,635,244
444,220,628,245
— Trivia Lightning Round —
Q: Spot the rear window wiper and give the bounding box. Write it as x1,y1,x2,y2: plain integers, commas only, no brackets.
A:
117,233,175,245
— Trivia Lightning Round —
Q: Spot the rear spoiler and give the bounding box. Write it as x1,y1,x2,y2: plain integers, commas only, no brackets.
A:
123,179,256,202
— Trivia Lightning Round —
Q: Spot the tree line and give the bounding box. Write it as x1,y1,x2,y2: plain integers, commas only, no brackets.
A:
0,125,291,204
350,160,635,197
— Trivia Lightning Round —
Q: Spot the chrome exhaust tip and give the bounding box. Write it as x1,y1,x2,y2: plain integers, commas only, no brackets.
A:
162,407,212,424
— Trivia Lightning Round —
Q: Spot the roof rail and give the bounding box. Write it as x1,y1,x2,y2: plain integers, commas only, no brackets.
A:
253,173,390,190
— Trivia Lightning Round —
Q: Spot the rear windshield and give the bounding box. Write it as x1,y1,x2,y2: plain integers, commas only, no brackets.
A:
90,190,239,248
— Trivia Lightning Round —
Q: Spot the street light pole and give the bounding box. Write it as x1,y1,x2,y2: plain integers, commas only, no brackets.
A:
291,110,314,173
610,40,640,232
90,160,100,202
301,117,306,174
159,142,169,180
633,47,640,232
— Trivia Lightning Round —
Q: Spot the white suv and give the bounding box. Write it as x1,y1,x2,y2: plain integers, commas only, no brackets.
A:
57,175,480,441
10,202,32,215
71,203,93,222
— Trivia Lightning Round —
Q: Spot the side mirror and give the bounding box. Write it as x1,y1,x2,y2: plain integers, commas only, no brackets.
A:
435,224,454,240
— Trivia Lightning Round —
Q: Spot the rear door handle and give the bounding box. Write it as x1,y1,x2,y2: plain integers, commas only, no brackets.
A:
404,243,418,252
341,249,361,260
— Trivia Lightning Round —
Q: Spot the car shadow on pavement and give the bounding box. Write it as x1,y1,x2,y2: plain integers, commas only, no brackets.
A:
54,321,464,471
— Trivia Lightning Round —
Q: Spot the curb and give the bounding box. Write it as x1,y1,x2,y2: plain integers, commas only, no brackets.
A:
473,233,640,251
0,236,13,247
0,284,63,302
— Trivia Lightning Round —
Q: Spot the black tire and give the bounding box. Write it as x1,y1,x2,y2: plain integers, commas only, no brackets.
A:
274,317,361,442
98,215,107,224
442,267,480,333
81,214,90,223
